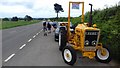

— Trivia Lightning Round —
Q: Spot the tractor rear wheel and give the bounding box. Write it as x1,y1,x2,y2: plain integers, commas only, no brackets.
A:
59,28,67,51
95,46,111,63
62,46,77,65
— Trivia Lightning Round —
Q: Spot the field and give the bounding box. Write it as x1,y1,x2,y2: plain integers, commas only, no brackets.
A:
0,20,40,29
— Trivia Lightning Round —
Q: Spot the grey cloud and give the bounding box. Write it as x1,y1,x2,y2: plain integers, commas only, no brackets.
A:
0,1,34,9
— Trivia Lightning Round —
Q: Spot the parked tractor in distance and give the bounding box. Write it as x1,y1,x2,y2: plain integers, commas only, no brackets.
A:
58,1,111,65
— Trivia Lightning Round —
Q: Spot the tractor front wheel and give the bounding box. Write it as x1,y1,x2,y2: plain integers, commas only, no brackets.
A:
62,46,77,65
95,46,111,63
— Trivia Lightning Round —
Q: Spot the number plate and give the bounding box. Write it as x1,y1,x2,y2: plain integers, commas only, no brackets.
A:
84,47,96,51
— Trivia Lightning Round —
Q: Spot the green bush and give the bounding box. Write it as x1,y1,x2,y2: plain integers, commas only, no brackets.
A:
91,5,120,62
71,5,120,62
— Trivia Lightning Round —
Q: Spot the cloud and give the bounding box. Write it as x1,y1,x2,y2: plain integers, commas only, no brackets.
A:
0,0,34,9
0,0,120,18
0,4,34,18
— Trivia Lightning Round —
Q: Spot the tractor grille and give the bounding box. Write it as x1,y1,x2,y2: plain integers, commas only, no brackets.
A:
84,30,99,46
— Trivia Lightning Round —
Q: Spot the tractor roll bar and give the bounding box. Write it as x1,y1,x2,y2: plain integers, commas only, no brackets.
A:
67,2,84,41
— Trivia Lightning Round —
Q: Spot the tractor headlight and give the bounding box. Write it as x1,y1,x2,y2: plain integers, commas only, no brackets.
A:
85,40,89,45
92,40,97,45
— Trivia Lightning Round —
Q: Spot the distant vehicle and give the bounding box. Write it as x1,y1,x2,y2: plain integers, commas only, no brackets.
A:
54,22,73,41
52,22,57,29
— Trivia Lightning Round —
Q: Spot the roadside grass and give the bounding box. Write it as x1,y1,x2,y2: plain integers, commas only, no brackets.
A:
0,20,40,29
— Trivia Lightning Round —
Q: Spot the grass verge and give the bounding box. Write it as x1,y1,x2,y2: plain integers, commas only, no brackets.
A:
0,20,40,29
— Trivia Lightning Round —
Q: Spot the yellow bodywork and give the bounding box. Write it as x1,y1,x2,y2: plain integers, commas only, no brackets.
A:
66,1,104,59
59,22,68,26
69,23,101,59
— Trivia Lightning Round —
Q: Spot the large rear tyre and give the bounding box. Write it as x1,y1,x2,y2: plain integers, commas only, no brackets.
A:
59,28,67,51
62,46,77,65
95,46,111,63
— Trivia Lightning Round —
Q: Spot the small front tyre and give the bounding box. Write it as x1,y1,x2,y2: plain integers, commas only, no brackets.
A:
95,46,111,63
62,46,77,65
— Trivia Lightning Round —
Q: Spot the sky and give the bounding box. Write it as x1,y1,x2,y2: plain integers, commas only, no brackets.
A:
0,0,120,18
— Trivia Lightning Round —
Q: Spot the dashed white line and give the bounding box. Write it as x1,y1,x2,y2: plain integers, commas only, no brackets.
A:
4,30,44,63
33,35,36,38
28,39,32,42
36,33,39,35
41,29,43,31
19,44,26,50
4,53,15,62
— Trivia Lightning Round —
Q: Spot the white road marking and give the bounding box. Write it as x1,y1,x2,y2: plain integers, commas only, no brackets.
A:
41,29,43,31
4,29,44,63
36,33,39,35
4,54,15,62
33,35,36,38
28,39,32,42
38,31,41,33
19,44,26,50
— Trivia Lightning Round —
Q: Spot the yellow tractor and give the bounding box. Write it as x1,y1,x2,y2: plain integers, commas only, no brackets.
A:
58,1,111,65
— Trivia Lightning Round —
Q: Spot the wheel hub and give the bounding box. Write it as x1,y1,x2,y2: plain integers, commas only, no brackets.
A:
66,53,70,58
64,49,72,62
101,49,107,56
97,48,109,60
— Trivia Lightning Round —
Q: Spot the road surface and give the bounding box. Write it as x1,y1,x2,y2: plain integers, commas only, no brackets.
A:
2,22,119,66
2,22,42,63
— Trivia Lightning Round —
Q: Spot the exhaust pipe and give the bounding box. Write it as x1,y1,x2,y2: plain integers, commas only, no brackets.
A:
89,3,93,27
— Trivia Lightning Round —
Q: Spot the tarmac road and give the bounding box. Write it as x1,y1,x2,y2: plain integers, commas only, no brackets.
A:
2,22,42,63
2,22,119,66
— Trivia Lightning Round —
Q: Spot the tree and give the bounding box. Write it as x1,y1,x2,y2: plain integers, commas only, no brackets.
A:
54,3,64,19
118,1,120,6
3,18,9,21
11,16,18,21
24,15,33,21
